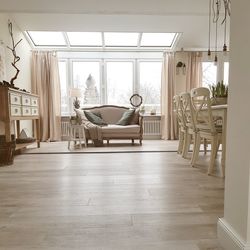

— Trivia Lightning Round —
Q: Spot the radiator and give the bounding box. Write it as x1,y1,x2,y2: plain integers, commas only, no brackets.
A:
143,118,161,139
61,120,70,139
61,117,162,140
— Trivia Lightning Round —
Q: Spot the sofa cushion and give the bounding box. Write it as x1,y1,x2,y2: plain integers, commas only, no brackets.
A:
100,107,128,124
84,110,107,126
116,109,135,126
130,109,139,125
74,109,89,123
101,124,140,134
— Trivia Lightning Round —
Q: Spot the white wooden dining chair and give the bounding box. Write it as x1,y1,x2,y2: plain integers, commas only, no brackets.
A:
180,92,207,160
173,95,185,154
190,87,222,175
179,92,196,159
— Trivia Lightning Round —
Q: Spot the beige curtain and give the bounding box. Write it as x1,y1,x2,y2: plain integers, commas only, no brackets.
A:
185,51,202,91
161,52,177,140
31,51,61,141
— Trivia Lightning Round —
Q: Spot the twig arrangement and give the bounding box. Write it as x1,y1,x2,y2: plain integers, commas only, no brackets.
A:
6,21,22,85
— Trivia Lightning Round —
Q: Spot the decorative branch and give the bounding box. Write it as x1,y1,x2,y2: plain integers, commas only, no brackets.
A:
6,21,22,86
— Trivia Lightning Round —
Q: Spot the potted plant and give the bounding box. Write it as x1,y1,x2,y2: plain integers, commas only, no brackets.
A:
209,80,228,105
70,115,81,125
139,105,145,115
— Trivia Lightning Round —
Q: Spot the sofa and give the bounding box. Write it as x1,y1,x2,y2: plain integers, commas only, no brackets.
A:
76,105,143,145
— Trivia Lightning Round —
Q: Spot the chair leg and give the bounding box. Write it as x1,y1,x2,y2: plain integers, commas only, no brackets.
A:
191,133,197,165
191,133,201,167
208,136,218,175
182,132,191,159
139,139,142,145
177,131,184,154
132,139,134,145
203,139,207,154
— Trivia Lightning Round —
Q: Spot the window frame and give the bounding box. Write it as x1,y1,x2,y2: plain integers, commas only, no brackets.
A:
58,52,163,116
104,59,136,105
201,53,229,88
137,59,162,112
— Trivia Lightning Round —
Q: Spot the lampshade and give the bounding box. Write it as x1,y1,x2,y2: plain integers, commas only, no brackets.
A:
69,88,82,98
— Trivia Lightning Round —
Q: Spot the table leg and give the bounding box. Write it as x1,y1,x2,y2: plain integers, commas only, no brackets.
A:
5,121,11,142
221,110,227,177
35,119,40,148
16,120,20,138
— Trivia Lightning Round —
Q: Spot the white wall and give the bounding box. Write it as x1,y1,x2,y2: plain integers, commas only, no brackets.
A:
175,51,188,94
0,13,32,135
217,1,250,249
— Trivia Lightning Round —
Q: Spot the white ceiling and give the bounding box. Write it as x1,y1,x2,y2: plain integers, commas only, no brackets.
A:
0,0,230,50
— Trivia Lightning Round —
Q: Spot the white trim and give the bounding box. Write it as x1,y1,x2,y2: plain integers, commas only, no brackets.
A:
218,218,250,250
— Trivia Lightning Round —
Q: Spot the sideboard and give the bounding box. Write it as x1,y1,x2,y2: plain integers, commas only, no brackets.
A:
0,85,40,150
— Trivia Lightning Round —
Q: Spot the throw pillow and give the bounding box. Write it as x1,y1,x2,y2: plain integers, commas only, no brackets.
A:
74,109,89,124
116,109,135,126
84,110,107,126
130,109,140,125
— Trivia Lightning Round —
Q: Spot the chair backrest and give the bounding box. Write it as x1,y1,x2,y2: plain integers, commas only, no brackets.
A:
190,87,216,133
173,95,186,128
179,92,196,130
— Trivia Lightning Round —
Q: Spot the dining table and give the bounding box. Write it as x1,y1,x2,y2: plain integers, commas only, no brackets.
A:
211,104,228,177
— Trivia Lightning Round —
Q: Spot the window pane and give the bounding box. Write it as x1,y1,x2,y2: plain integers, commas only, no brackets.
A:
107,62,133,105
104,33,139,46
202,62,217,88
67,32,102,46
140,33,177,47
139,62,162,113
27,31,66,46
58,61,69,115
224,62,229,85
72,62,101,106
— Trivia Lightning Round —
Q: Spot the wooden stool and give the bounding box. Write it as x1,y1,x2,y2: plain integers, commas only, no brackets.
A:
68,124,87,149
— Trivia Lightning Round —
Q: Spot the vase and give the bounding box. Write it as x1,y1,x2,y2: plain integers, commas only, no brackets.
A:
211,97,227,106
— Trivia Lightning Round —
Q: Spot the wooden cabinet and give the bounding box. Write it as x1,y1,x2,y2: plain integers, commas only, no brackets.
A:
0,86,40,150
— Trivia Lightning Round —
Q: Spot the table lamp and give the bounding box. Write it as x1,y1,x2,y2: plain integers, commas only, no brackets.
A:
69,88,82,109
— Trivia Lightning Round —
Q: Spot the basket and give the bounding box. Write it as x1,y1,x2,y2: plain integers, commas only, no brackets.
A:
0,135,16,166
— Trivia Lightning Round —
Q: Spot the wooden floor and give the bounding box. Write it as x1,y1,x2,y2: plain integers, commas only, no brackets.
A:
0,143,224,250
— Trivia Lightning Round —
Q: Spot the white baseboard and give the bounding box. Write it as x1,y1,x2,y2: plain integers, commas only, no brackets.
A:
218,218,250,250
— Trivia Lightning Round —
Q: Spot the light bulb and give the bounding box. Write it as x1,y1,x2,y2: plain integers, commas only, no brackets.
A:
214,55,218,66
223,44,228,56
207,49,211,58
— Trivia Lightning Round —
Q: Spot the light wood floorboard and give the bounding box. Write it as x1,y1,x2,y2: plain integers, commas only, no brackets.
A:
0,144,224,249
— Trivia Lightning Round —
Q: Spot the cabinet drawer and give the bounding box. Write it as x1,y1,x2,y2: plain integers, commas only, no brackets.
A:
22,107,31,116
10,93,22,105
10,105,22,116
31,108,39,116
22,96,31,106
31,97,38,107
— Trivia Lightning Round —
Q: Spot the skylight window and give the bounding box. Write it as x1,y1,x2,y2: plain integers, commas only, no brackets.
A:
67,32,102,46
104,32,139,47
26,31,179,49
27,31,66,46
141,33,177,47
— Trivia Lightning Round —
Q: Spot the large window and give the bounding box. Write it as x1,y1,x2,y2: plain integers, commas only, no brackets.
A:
139,61,162,112
106,61,133,105
202,62,217,88
72,61,101,106
59,58,162,115
224,62,229,85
